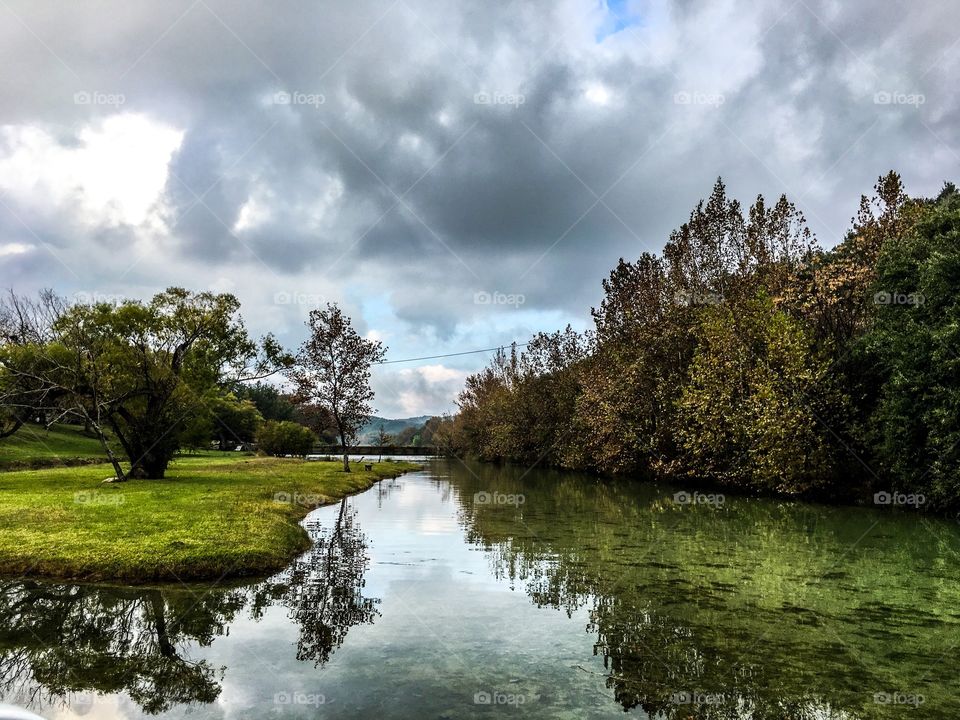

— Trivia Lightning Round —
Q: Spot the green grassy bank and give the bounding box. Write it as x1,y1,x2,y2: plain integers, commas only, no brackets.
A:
0,454,418,582
0,422,118,470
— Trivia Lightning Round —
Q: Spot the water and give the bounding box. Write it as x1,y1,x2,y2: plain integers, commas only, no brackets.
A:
2,461,958,719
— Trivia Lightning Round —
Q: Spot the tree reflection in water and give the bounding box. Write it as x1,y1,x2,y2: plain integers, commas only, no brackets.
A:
452,462,960,719
249,498,379,666
0,497,376,715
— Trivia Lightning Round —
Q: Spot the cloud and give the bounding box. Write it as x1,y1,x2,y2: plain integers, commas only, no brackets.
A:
372,364,470,417
0,0,958,414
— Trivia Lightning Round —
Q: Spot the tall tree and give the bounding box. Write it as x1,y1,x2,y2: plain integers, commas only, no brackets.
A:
288,304,386,472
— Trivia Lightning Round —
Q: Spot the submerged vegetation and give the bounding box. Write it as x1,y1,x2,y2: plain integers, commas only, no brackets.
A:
441,172,960,511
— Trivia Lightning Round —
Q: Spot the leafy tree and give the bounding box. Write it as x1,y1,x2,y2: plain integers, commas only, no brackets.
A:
673,294,845,495
0,289,289,479
256,420,316,456
235,381,295,421
394,425,418,446
209,395,263,450
0,289,68,437
291,400,340,443
288,304,386,471
858,184,960,508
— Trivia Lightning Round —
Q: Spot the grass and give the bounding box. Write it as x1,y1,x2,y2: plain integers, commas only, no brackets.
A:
0,422,116,469
0,454,419,582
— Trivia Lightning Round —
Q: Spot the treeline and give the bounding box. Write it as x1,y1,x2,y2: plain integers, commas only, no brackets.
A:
441,173,960,511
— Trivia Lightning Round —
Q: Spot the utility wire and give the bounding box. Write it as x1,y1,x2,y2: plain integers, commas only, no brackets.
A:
376,342,531,365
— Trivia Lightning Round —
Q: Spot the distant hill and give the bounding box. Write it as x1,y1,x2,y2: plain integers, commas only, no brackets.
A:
357,416,432,444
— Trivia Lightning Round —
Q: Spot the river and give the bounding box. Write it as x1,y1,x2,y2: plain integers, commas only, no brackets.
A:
1,460,958,719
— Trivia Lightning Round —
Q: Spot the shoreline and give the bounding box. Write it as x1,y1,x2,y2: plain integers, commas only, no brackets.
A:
0,456,421,585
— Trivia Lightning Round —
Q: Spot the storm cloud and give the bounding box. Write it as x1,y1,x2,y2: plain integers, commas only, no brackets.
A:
0,0,957,414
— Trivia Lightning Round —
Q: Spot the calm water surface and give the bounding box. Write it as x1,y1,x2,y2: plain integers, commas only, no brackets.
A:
2,461,959,719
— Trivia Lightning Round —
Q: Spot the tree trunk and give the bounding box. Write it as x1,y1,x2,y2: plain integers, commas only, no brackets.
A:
139,453,169,479
82,407,126,481
340,431,350,472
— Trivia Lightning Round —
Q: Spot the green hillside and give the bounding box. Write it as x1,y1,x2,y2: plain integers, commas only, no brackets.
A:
0,423,112,469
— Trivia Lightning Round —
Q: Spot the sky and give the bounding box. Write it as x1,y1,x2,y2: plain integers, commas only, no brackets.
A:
0,0,958,416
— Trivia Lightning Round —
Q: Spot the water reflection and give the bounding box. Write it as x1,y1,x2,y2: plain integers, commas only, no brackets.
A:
0,497,376,715
248,499,378,666
1,465,959,719
0,581,239,713
451,461,960,719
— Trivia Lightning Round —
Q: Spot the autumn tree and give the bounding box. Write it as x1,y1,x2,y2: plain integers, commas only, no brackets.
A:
288,304,386,472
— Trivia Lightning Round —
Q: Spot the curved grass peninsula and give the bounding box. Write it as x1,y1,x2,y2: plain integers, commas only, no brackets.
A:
0,452,419,582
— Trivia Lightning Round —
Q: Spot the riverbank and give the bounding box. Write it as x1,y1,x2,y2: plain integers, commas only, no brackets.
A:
0,455,419,582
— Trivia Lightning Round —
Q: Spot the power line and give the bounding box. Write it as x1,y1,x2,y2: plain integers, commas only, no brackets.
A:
376,342,531,365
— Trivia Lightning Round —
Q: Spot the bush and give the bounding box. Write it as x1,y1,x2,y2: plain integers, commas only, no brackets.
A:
256,421,316,457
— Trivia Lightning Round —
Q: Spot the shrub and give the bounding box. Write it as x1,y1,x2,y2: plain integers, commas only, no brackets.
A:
256,420,316,457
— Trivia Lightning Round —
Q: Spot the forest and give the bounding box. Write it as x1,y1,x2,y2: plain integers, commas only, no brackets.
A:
439,173,960,511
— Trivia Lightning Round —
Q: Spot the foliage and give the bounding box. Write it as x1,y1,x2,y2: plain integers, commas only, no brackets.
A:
448,172,960,511
235,381,296,421
857,184,960,508
672,294,844,495
0,288,290,479
256,420,316,456
288,303,386,471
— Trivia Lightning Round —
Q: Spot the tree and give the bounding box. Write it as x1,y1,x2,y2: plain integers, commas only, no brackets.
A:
0,288,289,479
857,184,960,509
182,394,264,451
235,381,296,421
256,420,316,456
375,424,392,461
0,289,68,438
288,303,386,472
291,400,339,443
673,294,845,495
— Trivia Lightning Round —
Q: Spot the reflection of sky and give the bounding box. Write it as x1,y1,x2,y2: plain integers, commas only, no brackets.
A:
44,468,612,720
